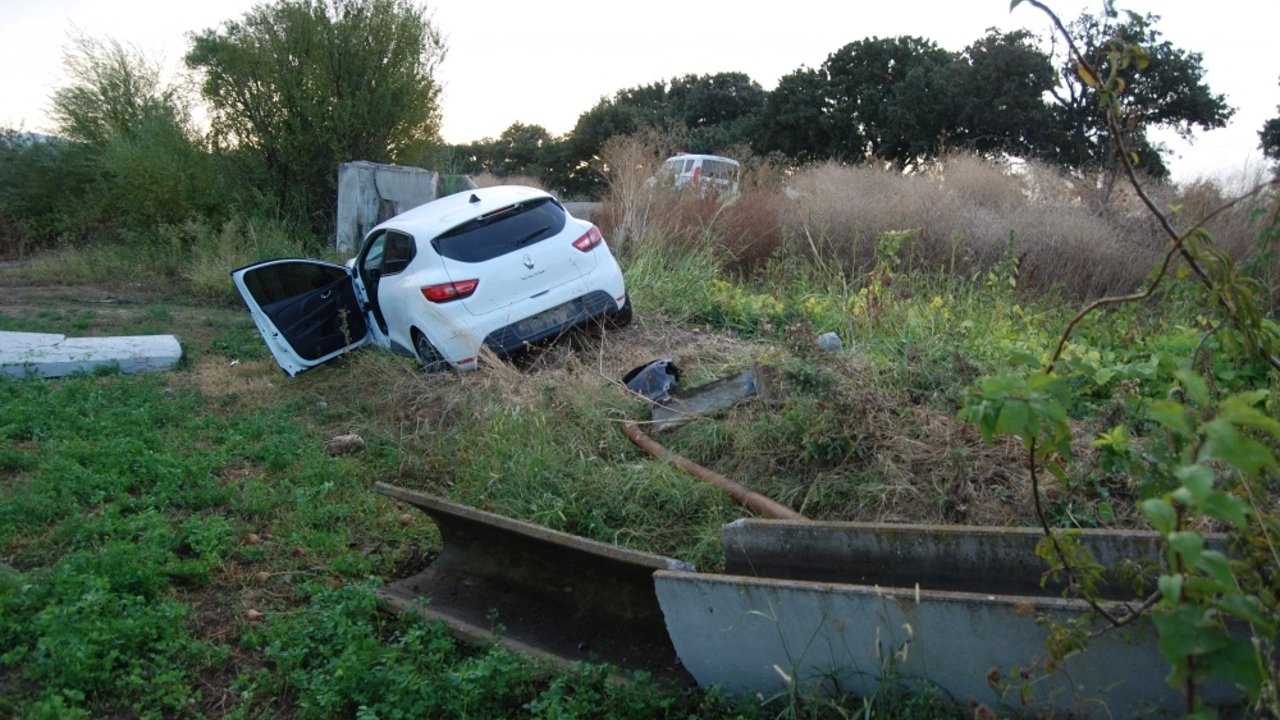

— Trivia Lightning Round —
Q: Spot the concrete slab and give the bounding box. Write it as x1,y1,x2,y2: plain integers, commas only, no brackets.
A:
375,484,696,683
656,520,1242,716
721,519,1212,598
654,571,1222,717
0,331,183,378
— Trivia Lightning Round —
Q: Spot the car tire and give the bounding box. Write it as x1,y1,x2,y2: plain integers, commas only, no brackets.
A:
412,329,450,373
607,296,633,329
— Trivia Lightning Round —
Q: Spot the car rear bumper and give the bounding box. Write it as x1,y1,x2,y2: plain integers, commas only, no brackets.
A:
482,290,620,355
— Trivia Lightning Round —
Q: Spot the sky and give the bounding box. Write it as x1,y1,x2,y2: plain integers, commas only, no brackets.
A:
2,0,1277,185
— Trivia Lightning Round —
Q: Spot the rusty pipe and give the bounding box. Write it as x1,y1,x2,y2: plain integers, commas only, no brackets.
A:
622,420,806,521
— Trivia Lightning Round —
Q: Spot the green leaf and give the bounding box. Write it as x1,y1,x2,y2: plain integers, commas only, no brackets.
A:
1152,602,1195,658
1175,370,1210,406
995,400,1031,438
1218,393,1280,437
1157,573,1183,604
1174,464,1214,507
1205,639,1265,702
1201,420,1277,476
1044,459,1068,482
1215,593,1274,633
1202,491,1250,529
1132,45,1151,70
1196,550,1234,589
1091,424,1130,451
1168,531,1204,568
1147,400,1195,438
1142,498,1178,535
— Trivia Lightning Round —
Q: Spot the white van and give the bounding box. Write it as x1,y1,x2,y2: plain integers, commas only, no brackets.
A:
656,154,740,195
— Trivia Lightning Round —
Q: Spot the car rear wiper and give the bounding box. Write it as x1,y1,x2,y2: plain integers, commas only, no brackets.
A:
516,226,550,246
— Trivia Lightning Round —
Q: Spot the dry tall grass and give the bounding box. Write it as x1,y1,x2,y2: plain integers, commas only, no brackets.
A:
598,138,1276,300
594,134,787,271
780,155,1168,298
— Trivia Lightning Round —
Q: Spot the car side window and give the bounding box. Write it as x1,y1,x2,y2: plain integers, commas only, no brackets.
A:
382,232,416,274
360,230,414,276
362,233,387,274
244,263,348,307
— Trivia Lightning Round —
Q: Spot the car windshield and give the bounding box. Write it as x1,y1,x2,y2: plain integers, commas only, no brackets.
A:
433,197,567,263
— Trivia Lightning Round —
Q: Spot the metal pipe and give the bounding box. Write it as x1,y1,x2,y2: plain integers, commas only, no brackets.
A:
622,420,806,521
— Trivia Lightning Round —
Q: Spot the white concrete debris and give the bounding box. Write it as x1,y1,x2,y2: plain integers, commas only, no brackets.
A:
335,161,440,253
0,331,183,378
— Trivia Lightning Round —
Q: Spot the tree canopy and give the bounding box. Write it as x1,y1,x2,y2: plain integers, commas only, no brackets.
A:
555,72,765,195
947,30,1060,160
186,0,446,227
1046,11,1233,178
753,33,1058,168
1263,79,1280,164
52,34,183,146
822,36,956,165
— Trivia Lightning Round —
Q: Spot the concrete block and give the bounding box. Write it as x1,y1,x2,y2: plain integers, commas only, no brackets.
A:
336,161,439,252
1,331,182,378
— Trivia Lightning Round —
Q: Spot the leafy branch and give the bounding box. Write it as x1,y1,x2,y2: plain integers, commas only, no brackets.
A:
965,1,1280,714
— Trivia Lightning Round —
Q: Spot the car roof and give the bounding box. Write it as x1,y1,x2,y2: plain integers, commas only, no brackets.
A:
374,185,555,241
664,153,740,166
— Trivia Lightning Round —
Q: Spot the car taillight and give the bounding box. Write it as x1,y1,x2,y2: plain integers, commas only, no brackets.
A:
421,279,478,303
573,226,603,252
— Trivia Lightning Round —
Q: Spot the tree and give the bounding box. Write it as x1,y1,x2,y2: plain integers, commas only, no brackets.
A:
668,72,766,130
822,37,956,165
755,67,832,163
1262,78,1280,163
947,30,1060,160
186,0,446,228
42,33,222,239
51,34,181,146
1047,11,1233,180
562,73,763,197
489,123,555,178
562,82,669,195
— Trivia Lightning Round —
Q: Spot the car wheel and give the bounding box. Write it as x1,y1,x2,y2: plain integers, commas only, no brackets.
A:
607,296,633,328
412,329,450,373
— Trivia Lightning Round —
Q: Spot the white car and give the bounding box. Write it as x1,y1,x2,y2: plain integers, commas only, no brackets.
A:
231,185,630,375
654,154,740,195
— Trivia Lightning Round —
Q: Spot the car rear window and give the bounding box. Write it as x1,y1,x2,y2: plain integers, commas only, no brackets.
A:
433,197,568,263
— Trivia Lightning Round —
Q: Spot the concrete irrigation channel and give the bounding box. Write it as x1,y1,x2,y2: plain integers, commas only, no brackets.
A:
377,483,1243,715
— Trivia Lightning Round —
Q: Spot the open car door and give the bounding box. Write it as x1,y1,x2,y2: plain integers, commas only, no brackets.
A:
230,259,373,376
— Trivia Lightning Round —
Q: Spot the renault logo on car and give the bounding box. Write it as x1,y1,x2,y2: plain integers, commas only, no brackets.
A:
522,254,535,269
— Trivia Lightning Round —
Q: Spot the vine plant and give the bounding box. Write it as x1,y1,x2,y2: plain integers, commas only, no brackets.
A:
960,1,1280,716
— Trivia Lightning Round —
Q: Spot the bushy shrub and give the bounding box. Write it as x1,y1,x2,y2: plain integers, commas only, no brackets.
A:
0,130,98,257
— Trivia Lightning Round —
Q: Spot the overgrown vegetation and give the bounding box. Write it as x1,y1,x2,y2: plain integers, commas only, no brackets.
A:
4,129,1276,715
2,0,1278,716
